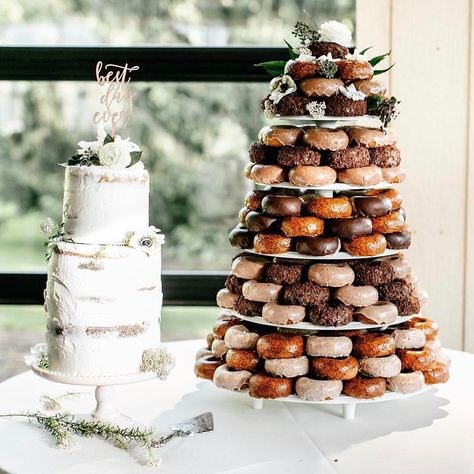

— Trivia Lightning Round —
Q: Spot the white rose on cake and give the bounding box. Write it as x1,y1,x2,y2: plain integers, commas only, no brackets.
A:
128,226,164,254
99,136,140,168
319,21,352,46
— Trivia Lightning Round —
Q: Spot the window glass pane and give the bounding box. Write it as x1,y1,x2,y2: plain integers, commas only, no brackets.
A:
0,0,355,46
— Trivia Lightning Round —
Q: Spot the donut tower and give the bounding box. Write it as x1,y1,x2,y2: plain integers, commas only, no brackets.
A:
194,20,450,409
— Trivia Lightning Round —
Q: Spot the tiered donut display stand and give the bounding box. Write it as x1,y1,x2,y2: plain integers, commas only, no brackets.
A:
194,21,450,419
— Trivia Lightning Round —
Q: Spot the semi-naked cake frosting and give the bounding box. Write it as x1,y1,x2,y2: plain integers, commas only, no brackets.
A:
43,131,165,377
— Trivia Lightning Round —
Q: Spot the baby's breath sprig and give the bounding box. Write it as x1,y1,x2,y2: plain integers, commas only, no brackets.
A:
292,20,321,45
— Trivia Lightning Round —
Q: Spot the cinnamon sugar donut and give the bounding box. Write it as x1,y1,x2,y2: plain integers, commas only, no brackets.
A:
281,216,324,237
231,256,268,280
224,325,260,350
303,128,349,151
397,347,438,371
306,335,353,358
334,285,378,307
352,332,396,358
391,328,426,349
382,166,406,184
265,356,309,378
262,302,305,325
299,78,344,97
295,378,343,401
245,190,268,211
242,280,282,303
194,355,224,380
211,339,228,359
306,196,353,219
289,165,337,186
337,60,373,81
347,127,397,148
312,355,359,380
212,316,241,339
238,207,251,225
354,301,398,325
216,288,239,309
249,373,293,399
359,354,401,378
371,211,407,234
387,371,425,393
423,363,449,384
379,188,402,210
338,165,383,186
213,364,252,391
256,333,304,359
307,263,355,287
342,233,387,256
259,125,302,147
353,78,386,96
343,375,386,399
253,234,292,254
207,333,215,349
226,349,260,372
287,61,319,80
250,164,287,185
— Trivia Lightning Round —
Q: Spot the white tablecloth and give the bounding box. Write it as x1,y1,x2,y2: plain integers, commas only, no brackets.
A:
0,340,472,474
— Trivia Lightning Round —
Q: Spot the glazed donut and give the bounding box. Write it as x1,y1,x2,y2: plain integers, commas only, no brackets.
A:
265,356,309,378
206,332,215,349
306,335,352,358
249,164,287,185
256,333,304,359
425,338,442,354
262,302,305,325
249,143,279,165
309,301,353,327
312,355,359,380
387,371,425,393
359,354,401,378
295,378,343,401
343,375,386,399
277,146,321,167
233,296,264,317
213,364,252,391
347,127,397,148
289,165,337,186
263,262,304,285
334,285,378,307
371,211,406,234
324,94,368,117
212,316,241,339
352,332,396,358
337,165,383,186
296,236,341,256
342,233,387,256
307,263,355,287
195,347,212,361
299,77,345,97
283,281,330,307
306,196,352,219
423,363,449,384
211,339,228,358
385,231,411,250
352,260,395,286
327,146,371,170
281,216,324,237
286,60,319,80
397,347,438,371
245,190,269,211
261,194,303,217
379,188,402,210
242,280,282,303
386,256,411,279
354,301,398,325
303,128,349,151
249,373,293,399
337,60,373,81
194,355,224,380
353,78,386,96
351,195,392,218
231,256,268,280
329,217,372,239
225,349,260,371
245,211,278,232
253,234,292,255
259,125,302,147
382,166,406,184
392,328,426,349
368,145,401,168
216,288,239,309
401,317,439,340
224,325,260,350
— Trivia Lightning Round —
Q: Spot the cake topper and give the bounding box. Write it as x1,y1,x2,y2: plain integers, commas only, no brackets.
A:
93,61,140,137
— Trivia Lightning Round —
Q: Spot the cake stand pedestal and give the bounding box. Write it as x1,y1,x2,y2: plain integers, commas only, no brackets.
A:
30,362,156,426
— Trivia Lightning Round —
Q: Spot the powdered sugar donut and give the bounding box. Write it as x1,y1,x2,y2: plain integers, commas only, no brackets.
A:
307,263,355,287
213,364,252,391
265,356,309,378
334,285,378,307
242,280,282,303
306,335,353,358
262,302,305,325
391,328,426,349
387,371,425,393
224,325,260,350
296,378,343,401
359,354,401,378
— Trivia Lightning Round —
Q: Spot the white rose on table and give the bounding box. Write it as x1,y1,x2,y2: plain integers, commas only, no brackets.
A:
319,21,352,47
98,136,139,168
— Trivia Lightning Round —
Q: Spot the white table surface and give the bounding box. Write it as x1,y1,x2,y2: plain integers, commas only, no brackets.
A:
0,340,472,474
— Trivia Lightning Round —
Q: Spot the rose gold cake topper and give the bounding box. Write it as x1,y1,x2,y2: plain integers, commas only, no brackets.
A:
93,61,140,137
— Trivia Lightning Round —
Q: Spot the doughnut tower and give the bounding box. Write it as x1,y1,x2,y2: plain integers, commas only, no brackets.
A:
195,21,450,405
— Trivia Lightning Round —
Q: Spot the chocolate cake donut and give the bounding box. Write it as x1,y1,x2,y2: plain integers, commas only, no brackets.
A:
263,262,304,285
352,260,395,286
274,94,312,116
233,296,264,317
277,146,322,166
283,281,330,307
327,146,371,169
323,95,368,117
308,301,353,327
225,274,244,295
249,143,279,164
369,145,401,168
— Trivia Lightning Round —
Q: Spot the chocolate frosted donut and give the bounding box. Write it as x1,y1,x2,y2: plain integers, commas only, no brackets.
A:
296,378,343,401
289,165,337,186
225,274,244,295
359,354,402,378
242,280,282,303
274,94,312,116
337,165,383,186
249,373,293,399
245,190,268,211
343,375,386,399
337,60,373,81
250,164,287,185
259,125,302,147
329,216,372,239
352,332,396,358
308,263,355,287
388,371,425,393
327,146,371,169
323,95,368,117
354,301,398,325
296,236,341,256
353,78,386,96
265,356,309,378
249,143,279,164
281,216,324,237
306,335,353,358
253,234,292,254
306,196,353,219
256,333,304,359
261,195,303,217
213,364,251,391
262,302,305,325
231,256,268,280
245,211,279,232
283,281,330,307
312,355,359,380
309,41,349,59
342,233,387,257
226,349,260,372
238,207,251,225
277,146,321,167
369,145,401,168
263,262,304,285
233,296,264,317
348,127,397,148
303,128,349,151
385,231,412,249
299,78,345,97
352,195,392,218
229,226,255,249
352,260,395,286
308,301,353,327
334,285,378,307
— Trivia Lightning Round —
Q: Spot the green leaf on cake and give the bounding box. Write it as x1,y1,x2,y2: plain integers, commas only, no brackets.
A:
284,40,298,60
254,60,286,77
129,150,143,167
369,50,391,67
374,63,396,76
359,46,373,55
103,133,114,145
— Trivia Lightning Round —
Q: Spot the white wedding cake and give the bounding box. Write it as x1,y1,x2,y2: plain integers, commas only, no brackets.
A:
42,129,166,377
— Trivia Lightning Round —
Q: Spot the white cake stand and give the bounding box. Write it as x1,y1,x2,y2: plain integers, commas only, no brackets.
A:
244,248,402,261
30,360,156,426
254,181,395,195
